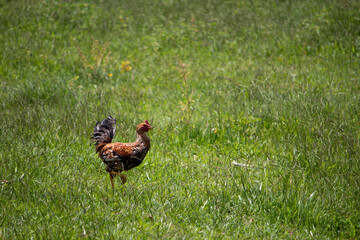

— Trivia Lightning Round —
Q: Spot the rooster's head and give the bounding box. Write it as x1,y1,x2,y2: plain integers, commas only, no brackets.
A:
136,120,153,133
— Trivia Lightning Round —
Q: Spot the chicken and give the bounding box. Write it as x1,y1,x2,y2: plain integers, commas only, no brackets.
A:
90,116,152,189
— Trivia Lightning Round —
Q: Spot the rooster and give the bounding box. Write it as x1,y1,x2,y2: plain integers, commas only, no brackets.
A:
91,116,152,189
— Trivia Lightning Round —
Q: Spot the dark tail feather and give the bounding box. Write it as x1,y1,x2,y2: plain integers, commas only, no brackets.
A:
90,115,116,152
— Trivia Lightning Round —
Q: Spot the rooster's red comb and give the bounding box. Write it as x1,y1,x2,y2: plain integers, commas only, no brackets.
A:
145,120,150,125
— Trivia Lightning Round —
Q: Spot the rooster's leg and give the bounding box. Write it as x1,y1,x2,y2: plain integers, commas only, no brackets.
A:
109,173,115,189
116,172,126,184
115,172,127,184
120,174,127,184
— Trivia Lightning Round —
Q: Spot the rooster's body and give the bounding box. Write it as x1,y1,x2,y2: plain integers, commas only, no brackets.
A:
91,116,152,188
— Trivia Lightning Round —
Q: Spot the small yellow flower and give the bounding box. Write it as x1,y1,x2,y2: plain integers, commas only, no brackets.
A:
121,60,132,72
212,128,218,133
68,76,79,87
108,73,113,77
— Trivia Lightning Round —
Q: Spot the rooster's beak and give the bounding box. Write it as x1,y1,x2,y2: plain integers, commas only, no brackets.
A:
145,120,153,129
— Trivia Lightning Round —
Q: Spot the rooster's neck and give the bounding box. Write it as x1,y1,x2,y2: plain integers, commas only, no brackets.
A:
136,131,150,148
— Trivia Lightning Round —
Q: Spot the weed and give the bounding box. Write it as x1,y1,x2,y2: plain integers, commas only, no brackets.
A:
178,60,195,124
74,38,111,82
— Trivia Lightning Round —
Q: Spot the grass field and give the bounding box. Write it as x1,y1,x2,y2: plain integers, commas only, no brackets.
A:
1,0,359,239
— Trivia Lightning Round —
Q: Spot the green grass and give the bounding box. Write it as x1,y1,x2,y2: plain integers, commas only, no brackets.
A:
1,0,360,238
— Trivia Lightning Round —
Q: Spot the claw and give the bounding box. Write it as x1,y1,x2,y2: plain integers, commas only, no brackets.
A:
109,174,115,189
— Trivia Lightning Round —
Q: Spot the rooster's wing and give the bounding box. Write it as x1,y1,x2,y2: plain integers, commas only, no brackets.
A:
101,142,147,171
